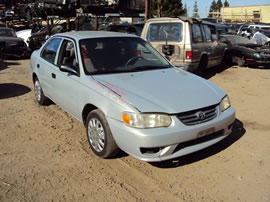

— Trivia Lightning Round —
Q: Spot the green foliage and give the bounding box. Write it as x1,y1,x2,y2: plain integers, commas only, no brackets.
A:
152,0,185,17
208,0,229,17
216,0,223,12
208,0,217,17
192,0,199,18
224,0,229,7
183,3,188,17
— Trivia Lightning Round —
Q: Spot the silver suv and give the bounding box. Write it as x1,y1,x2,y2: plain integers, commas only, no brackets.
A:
141,17,227,72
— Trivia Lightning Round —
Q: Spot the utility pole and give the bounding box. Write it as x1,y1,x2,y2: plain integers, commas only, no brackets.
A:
145,0,152,22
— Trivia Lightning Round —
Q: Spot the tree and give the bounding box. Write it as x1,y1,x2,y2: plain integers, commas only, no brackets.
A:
183,3,188,17
208,0,217,17
216,0,223,12
152,0,185,17
224,0,229,7
192,0,199,18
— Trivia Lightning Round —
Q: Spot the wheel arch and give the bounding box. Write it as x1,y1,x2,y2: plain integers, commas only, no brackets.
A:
82,104,99,126
32,73,38,83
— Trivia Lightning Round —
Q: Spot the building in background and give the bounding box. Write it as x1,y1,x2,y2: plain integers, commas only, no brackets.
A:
220,4,270,23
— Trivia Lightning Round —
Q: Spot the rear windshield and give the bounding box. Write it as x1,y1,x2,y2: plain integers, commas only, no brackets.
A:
147,23,182,42
0,28,16,37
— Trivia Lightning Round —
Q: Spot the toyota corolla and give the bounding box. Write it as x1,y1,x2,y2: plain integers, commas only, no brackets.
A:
30,31,235,162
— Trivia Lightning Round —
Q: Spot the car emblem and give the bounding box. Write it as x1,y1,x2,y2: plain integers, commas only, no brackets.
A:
195,111,206,120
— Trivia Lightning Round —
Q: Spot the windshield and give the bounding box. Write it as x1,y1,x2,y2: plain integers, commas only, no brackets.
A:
79,37,171,75
226,35,256,44
0,28,16,37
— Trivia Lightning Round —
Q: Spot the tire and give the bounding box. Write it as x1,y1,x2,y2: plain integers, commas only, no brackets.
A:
223,51,232,65
237,57,245,67
198,55,208,73
86,109,119,158
34,78,50,105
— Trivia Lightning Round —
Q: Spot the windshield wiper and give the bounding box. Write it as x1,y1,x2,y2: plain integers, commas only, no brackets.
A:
127,65,172,72
90,69,132,75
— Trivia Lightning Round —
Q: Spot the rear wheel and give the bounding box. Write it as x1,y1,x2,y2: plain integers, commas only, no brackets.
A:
198,55,208,73
34,78,50,105
86,109,119,158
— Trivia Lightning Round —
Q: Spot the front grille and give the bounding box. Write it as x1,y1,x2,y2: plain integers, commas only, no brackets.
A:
177,104,218,126
173,129,224,154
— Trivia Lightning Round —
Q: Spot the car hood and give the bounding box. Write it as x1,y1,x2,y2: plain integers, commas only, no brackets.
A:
93,68,226,113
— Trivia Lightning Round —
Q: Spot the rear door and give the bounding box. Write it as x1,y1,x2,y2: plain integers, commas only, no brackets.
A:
145,21,184,66
38,37,62,100
191,23,206,67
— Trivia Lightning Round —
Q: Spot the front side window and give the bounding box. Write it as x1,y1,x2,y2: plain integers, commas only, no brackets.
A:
41,38,62,64
58,40,78,67
79,37,171,75
147,23,182,42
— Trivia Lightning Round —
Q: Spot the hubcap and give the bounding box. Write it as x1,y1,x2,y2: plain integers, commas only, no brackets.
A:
34,80,41,101
88,118,105,152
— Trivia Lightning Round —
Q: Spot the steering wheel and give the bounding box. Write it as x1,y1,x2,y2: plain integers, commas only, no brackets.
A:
125,56,144,66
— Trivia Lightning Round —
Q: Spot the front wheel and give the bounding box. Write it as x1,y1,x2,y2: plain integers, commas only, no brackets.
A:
86,109,119,158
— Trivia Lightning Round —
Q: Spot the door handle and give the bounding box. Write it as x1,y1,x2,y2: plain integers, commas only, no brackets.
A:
51,73,56,79
37,64,40,68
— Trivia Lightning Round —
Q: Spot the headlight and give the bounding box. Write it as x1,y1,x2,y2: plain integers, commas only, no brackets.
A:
122,112,172,128
220,96,231,112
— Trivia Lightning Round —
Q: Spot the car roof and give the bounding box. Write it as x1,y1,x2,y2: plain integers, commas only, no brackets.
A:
54,31,138,40
146,17,214,25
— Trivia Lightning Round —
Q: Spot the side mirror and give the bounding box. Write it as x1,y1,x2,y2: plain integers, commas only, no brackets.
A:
59,65,79,76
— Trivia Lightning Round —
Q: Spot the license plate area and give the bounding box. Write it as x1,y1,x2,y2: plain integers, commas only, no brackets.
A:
197,127,215,138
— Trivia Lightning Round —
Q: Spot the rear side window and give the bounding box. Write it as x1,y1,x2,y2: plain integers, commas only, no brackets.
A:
209,25,217,41
147,23,182,42
41,38,62,64
202,24,212,41
192,23,203,43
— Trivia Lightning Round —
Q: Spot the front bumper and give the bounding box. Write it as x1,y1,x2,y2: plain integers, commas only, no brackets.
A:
1,46,31,58
107,107,235,162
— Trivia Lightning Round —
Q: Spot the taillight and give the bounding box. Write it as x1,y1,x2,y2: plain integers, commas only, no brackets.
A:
186,51,192,60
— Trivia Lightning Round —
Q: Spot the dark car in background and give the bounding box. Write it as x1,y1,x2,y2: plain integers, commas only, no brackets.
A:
0,27,30,58
220,34,270,67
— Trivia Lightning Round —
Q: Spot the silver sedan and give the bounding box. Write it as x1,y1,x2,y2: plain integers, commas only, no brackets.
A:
30,31,235,162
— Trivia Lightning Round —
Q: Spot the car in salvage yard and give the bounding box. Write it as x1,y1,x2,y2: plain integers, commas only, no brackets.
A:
220,34,270,67
30,31,235,162
141,17,227,72
0,27,31,58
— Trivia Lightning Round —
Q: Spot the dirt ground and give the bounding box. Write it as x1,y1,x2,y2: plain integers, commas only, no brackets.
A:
0,59,270,201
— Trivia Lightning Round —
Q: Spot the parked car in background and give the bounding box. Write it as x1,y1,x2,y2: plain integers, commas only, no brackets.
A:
248,24,270,31
215,23,233,35
16,29,32,47
141,17,227,72
251,29,270,45
99,23,143,36
220,34,270,67
0,27,30,58
30,31,235,162
28,17,94,50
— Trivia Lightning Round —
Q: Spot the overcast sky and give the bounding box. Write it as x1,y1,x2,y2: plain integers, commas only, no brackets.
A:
184,0,270,17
